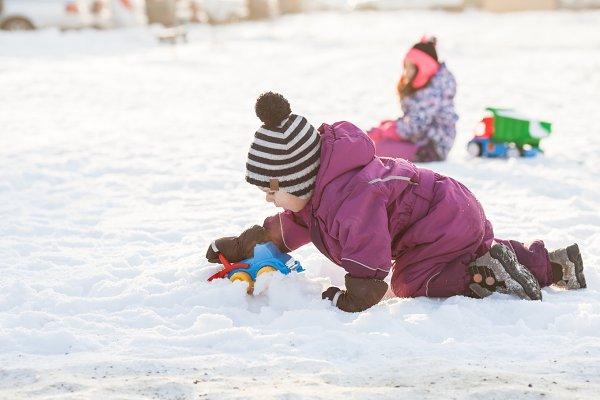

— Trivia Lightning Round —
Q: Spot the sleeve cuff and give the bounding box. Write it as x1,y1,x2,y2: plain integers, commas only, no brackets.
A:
331,290,343,307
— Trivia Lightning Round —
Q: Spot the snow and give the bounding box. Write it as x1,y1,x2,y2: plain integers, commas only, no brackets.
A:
1,10,600,400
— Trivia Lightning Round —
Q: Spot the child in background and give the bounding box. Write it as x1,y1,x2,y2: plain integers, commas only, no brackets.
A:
206,92,586,312
368,37,458,162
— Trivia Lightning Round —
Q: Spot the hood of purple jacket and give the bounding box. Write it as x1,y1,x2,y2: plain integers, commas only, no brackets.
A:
311,121,376,209
301,121,421,280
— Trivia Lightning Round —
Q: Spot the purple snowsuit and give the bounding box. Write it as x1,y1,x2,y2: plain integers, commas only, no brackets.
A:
396,63,458,161
264,121,554,297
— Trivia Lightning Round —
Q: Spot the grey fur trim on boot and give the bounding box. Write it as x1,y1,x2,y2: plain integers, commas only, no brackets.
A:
469,243,542,301
548,244,586,290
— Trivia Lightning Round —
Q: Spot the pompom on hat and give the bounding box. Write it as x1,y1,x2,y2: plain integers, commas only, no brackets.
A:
245,92,321,199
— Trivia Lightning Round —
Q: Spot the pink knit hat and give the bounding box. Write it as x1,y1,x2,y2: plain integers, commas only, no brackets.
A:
404,36,440,89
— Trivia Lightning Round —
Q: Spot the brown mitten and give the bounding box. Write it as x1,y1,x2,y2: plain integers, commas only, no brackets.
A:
206,225,271,263
322,274,388,313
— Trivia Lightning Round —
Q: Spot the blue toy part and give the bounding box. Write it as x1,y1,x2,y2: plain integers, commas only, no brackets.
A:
467,137,541,159
226,242,304,282
520,146,542,158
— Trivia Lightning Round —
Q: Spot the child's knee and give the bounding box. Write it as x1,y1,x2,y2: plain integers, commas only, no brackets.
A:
390,270,416,297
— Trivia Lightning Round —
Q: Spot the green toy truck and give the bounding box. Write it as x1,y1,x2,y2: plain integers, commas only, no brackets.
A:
467,108,552,158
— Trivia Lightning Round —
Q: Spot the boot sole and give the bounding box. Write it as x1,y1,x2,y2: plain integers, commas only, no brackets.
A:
490,244,543,301
566,244,586,289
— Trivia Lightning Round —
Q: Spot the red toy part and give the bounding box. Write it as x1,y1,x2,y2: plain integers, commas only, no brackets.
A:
207,254,250,282
476,116,494,138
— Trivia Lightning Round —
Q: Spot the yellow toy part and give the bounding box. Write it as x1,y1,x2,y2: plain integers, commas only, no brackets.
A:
257,266,277,276
229,271,254,294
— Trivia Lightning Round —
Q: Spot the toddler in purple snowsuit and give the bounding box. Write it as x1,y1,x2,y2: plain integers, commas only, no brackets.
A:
368,37,458,162
206,92,587,312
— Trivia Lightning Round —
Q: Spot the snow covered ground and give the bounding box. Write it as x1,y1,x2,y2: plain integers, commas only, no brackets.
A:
1,10,600,400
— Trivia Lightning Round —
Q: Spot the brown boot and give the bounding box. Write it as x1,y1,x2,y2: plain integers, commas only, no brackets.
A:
549,244,586,290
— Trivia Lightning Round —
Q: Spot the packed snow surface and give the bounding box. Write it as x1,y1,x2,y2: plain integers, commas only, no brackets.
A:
1,10,600,400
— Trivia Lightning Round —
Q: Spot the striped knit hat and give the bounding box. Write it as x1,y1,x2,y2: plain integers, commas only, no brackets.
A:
245,92,321,199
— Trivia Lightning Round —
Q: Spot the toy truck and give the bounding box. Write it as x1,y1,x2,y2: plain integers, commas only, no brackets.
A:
207,242,304,294
467,107,552,158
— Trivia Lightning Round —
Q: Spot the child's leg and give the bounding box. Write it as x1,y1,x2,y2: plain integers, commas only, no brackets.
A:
415,258,472,297
493,239,554,288
392,241,548,300
367,119,397,142
367,120,420,160
392,255,473,298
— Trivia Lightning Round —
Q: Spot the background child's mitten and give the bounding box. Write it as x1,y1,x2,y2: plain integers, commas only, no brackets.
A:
322,274,388,312
206,225,271,263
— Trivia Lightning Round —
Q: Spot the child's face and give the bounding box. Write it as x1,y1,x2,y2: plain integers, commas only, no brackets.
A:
260,187,310,212
402,60,417,83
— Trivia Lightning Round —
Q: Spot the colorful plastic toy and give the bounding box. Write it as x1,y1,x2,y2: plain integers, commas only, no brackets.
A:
467,107,552,158
207,242,304,294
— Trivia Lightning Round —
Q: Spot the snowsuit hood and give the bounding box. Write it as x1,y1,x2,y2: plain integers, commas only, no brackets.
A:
310,121,376,209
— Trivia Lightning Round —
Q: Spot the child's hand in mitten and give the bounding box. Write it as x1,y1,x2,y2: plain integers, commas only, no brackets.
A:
206,225,270,263
322,274,388,312
322,286,342,302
